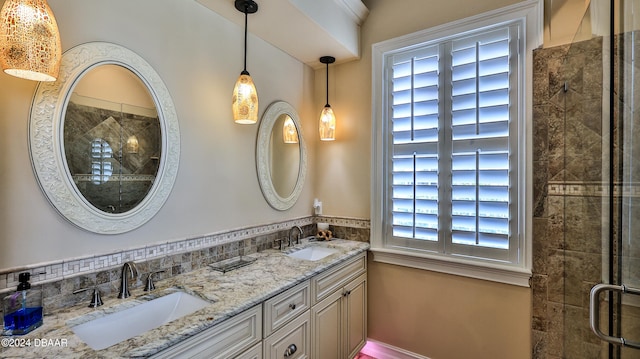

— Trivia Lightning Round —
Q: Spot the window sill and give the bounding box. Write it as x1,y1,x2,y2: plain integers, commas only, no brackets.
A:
370,247,531,287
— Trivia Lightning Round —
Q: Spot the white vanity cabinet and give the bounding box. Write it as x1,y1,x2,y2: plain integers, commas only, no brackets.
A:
150,305,262,359
152,251,367,359
262,251,367,359
310,252,367,359
263,311,311,358
343,273,367,358
263,281,311,358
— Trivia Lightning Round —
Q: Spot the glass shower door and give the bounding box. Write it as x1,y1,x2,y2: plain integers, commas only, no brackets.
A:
534,1,640,357
586,0,640,358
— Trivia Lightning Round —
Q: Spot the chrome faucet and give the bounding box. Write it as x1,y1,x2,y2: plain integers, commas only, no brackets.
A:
118,261,138,299
288,226,303,247
144,270,166,292
73,286,103,308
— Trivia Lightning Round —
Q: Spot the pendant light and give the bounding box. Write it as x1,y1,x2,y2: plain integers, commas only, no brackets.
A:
319,56,336,141
282,115,298,144
0,0,61,82
126,135,139,154
231,0,259,124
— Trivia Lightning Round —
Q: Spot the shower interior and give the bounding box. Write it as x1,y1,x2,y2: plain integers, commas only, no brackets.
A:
532,1,640,358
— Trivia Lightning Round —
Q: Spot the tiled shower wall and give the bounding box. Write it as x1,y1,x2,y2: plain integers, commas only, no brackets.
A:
533,34,640,358
532,37,604,358
0,216,369,316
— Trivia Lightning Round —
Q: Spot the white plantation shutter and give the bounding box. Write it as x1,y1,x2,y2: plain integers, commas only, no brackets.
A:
91,138,113,185
386,23,520,264
390,45,441,251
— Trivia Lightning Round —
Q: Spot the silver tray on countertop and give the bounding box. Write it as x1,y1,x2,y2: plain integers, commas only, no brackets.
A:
209,256,257,273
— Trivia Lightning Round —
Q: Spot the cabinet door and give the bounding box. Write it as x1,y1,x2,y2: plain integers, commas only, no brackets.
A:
344,273,367,359
264,311,310,359
311,289,343,359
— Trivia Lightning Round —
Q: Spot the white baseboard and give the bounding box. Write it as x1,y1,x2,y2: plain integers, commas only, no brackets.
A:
359,339,431,359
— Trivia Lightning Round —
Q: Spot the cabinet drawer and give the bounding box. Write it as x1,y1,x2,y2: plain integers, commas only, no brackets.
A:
264,311,310,359
236,341,263,359
311,252,366,304
151,305,262,359
263,280,310,337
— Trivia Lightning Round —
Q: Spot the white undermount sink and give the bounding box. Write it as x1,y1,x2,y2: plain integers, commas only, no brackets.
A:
70,291,210,350
287,246,339,261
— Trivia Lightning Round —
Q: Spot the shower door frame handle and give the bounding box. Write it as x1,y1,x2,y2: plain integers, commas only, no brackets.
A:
589,283,640,349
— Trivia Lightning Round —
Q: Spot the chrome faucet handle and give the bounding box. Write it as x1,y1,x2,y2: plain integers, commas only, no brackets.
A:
288,225,303,246
118,261,138,299
73,287,103,308
144,270,166,292
275,239,284,251
295,225,303,245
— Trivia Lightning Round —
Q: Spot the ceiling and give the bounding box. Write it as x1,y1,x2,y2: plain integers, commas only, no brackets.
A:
195,0,369,69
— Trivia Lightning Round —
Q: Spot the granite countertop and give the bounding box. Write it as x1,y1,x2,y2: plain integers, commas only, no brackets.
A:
0,239,369,358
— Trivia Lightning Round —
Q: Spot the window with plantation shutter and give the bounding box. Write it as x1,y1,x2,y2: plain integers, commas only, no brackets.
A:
448,26,516,261
372,2,538,286
390,45,441,250
387,25,518,262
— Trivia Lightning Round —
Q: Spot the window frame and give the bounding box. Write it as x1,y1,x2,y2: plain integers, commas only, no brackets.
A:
370,0,541,287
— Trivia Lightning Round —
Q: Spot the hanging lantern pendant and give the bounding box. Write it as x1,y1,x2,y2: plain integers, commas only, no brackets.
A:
0,0,62,81
319,56,336,141
232,0,259,124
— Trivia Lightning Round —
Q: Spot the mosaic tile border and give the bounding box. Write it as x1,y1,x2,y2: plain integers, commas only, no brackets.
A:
314,215,370,229
72,174,156,182
0,216,370,295
548,181,640,197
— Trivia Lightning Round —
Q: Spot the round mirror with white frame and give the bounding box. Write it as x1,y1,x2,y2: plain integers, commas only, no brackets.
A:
256,101,307,211
29,42,180,234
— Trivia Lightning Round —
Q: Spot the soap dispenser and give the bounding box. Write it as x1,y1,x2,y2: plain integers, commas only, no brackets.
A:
2,273,43,335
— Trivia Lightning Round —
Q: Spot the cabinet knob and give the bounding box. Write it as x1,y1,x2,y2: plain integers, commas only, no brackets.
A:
343,289,352,297
289,303,296,310
284,343,297,357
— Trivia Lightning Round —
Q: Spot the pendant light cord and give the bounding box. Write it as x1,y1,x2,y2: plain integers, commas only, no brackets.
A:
243,8,248,73
325,62,329,107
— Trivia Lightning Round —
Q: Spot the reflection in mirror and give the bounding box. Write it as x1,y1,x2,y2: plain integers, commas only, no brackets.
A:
29,42,180,234
282,115,298,144
270,114,300,198
256,101,307,211
64,65,161,214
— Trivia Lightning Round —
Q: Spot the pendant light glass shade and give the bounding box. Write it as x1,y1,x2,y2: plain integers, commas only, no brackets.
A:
282,115,298,143
319,105,336,141
232,71,258,124
319,56,336,141
126,135,139,154
232,0,259,124
0,0,61,82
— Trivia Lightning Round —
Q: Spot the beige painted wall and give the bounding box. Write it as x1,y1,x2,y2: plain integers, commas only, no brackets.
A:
0,0,317,269
317,0,533,357
543,0,591,47
543,0,640,48
368,258,532,359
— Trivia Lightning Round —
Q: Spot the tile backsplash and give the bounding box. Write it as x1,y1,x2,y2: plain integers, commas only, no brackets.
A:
0,216,369,314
